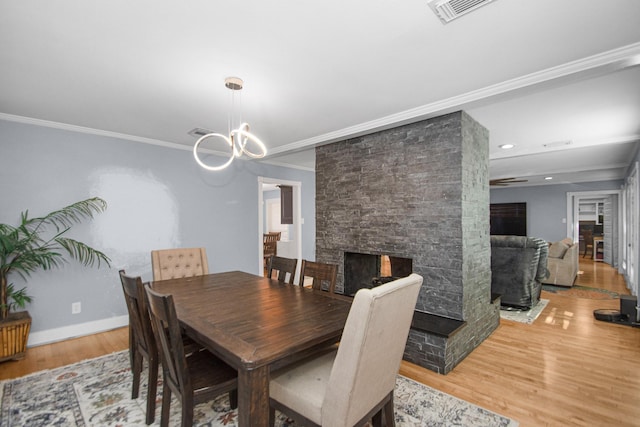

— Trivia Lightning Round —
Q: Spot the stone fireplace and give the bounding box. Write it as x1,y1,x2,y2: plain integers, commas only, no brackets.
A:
315,111,499,374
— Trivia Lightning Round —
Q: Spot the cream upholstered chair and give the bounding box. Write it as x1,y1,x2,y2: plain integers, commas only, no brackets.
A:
269,273,423,427
151,247,209,281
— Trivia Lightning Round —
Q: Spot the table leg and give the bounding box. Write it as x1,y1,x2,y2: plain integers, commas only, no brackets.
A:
238,365,270,427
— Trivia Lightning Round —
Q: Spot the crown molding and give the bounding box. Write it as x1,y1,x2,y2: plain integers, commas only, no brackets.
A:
0,112,191,151
268,41,640,156
3,41,640,164
0,112,314,172
259,158,314,172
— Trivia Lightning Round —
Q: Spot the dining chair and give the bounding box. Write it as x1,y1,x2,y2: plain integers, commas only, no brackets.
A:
119,270,159,425
151,247,209,281
582,230,594,258
266,255,298,284
299,259,338,294
263,232,281,268
268,273,423,427
144,284,238,427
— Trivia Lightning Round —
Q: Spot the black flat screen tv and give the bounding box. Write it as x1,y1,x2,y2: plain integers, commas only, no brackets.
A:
490,203,527,236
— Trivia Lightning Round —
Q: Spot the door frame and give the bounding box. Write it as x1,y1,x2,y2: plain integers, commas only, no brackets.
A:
566,189,622,269
622,162,638,298
258,177,303,280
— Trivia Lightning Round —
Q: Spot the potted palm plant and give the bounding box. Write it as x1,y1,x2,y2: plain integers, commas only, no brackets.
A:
0,197,111,362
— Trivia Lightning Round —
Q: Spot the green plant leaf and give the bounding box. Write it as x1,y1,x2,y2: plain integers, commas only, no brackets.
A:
0,197,111,317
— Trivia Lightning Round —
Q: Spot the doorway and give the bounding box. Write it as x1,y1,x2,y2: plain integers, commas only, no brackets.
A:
566,190,622,269
258,177,302,282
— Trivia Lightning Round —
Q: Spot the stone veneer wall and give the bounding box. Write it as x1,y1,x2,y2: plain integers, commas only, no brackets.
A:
315,111,499,374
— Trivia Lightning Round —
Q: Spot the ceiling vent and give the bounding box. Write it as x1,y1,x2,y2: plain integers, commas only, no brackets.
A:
543,140,572,148
428,0,498,23
188,127,215,138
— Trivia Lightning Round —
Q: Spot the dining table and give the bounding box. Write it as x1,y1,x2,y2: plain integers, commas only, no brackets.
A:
151,270,352,427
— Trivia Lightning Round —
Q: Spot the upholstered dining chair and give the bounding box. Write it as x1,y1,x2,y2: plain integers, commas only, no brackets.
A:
144,284,238,427
151,247,209,281
268,273,423,427
267,255,298,284
119,270,159,425
299,260,338,294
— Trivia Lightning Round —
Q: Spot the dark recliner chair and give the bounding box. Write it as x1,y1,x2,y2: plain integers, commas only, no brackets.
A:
490,235,550,309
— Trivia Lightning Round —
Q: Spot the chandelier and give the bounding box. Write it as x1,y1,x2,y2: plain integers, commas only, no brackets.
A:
193,77,267,171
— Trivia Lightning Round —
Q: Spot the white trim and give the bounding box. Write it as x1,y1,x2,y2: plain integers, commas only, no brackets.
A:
268,42,640,155
566,189,623,265
259,158,315,172
0,112,253,162
27,315,129,347
3,42,640,164
258,177,303,282
0,113,192,151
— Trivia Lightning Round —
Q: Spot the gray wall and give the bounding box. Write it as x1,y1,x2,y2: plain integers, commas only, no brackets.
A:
490,180,623,242
0,119,315,336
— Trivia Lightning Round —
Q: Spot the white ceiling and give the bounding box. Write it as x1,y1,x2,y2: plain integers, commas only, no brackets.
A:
1,0,639,188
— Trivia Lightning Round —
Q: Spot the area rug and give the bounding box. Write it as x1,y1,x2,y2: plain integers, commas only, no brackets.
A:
542,284,619,300
500,299,549,325
0,350,518,427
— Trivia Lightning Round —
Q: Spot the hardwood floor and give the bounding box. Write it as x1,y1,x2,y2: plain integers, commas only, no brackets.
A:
401,258,639,427
1,259,638,426
0,326,129,381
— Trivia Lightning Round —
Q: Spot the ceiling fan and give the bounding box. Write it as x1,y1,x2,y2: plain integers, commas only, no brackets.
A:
489,177,528,186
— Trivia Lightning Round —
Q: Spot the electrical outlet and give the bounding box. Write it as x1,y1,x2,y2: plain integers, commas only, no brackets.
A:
72,302,81,314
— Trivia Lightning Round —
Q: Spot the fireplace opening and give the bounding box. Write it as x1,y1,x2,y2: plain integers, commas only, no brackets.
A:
343,252,412,296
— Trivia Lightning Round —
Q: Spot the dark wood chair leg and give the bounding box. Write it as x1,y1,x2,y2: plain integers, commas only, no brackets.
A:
269,406,276,427
182,393,194,427
229,390,238,409
384,394,395,427
372,409,383,427
145,358,158,424
160,382,171,427
131,351,142,399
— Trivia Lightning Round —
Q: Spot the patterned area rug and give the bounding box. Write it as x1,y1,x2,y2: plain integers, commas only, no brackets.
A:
500,299,549,325
542,284,619,300
0,350,518,427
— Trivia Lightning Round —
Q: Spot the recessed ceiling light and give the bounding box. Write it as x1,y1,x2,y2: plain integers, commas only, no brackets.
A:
499,144,515,149
545,176,553,180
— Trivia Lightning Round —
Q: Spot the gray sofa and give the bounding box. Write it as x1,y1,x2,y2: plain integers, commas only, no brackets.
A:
490,235,550,309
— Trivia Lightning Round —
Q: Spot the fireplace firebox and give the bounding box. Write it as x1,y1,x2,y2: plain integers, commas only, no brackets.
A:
344,252,412,296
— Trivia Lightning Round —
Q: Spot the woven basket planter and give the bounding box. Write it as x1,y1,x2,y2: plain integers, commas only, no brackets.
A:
0,311,32,362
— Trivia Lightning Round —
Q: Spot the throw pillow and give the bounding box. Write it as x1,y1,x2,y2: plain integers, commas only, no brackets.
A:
549,241,569,258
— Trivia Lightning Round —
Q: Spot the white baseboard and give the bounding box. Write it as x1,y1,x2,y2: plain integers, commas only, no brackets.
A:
27,315,129,347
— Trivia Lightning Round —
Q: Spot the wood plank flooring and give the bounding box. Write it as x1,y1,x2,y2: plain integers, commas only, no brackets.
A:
1,259,638,426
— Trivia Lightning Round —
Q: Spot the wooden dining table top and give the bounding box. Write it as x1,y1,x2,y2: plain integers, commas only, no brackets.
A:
151,270,352,426
150,270,352,370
